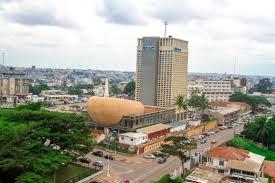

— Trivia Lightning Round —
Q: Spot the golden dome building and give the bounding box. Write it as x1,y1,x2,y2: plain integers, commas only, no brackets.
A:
87,96,176,132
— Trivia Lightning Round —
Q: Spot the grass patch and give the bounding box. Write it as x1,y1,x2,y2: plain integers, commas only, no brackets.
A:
227,137,275,161
55,164,96,183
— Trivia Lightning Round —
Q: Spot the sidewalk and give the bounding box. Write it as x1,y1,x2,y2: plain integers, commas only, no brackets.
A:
93,147,151,164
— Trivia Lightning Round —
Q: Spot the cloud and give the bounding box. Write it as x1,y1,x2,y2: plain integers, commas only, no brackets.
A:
2,0,77,28
97,0,146,25
149,0,226,23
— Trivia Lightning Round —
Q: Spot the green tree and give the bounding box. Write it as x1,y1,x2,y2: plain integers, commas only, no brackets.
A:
188,94,209,120
15,172,52,183
111,85,122,95
161,136,197,178
242,117,274,148
123,80,135,97
255,117,272,147
249,78,273,94
174,95,188,120
229,92,271,112
0,109,94,182
29,83,50,95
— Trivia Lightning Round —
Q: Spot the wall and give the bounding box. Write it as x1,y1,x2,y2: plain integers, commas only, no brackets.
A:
184,121,217,138
119,135,148,146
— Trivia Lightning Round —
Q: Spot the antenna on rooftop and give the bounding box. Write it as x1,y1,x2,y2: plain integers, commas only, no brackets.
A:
164,21,168,37
234,56,237,75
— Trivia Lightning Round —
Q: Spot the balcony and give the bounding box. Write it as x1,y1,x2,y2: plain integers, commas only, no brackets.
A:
230,172,255,180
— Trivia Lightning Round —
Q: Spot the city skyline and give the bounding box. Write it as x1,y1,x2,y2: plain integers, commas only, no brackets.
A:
0,0,275,76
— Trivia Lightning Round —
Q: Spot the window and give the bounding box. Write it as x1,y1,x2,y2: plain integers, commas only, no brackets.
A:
130,138,133,141
219,160,224,166
121,136,124,140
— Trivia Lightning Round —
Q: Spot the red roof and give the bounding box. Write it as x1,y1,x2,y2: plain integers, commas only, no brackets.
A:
207,146,249,161
264,160,275,178
209,101,251,110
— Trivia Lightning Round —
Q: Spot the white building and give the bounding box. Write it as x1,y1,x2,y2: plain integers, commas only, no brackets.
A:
118,132,148,146
93,86,104,96
188,79,233,102
207,146,265,183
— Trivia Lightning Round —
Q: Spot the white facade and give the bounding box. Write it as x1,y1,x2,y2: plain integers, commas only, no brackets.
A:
118,132,148,146
188,79,233,102
207,152,265,182
168,122,186,133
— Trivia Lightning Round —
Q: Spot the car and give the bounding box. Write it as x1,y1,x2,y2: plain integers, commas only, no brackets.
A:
88,181,102,183
199,139,207,144
152,151,164,157
79,157,91,164
92,161,103,168
143,153,156,159
104,154,115,160
92,151,104,157
158,157,167,164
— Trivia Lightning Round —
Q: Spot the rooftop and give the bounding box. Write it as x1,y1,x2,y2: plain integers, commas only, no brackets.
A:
209,107,240,116
167,121,186,128
208,147,265,173
136,123,171,134
185,167,223,183
119,132,147,139
263,160,275,178
207,146,249,161
209,101,251,110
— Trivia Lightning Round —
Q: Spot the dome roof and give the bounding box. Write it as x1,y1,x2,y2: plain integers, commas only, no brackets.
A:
87,96,144,126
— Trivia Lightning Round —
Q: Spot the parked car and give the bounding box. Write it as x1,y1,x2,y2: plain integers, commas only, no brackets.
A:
79,157,91,164
88,180,102,183
158,157,167,164
104,154,115,160
199,139,207,144
92,161,103,168
152,151,164,157
143,154,156,159
92,151,104,157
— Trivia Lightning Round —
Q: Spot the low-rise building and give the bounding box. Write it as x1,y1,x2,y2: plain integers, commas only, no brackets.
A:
44,94,78,102
207,146,265,183
209,101,252,119
136,123,171,140
0,72,29,100
208,107,240,125
118,132,148,146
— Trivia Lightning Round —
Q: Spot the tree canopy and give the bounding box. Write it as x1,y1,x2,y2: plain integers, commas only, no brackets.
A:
123,80,135,97
249,78,273,94
229,92,271,112
29,83,49,95
161,136,197,177
188,94,209,121
241,116,275,148
0,108,94,183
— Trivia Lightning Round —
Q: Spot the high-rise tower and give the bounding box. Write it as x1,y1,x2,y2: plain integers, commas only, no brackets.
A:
135,36,189,107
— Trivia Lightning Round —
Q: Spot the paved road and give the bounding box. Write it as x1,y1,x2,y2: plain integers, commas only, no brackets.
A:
90,124,244,183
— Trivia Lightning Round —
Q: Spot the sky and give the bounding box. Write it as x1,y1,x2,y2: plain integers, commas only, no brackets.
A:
0,0,274,76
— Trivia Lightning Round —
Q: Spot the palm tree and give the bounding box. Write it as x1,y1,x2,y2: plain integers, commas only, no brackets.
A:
255,117,272,147
174,95,188,120
188,93,209,131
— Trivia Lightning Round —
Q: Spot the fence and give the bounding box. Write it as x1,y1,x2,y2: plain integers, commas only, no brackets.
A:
63,165,101,183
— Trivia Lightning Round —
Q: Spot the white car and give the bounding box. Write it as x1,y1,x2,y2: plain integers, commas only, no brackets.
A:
143,154,156,159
